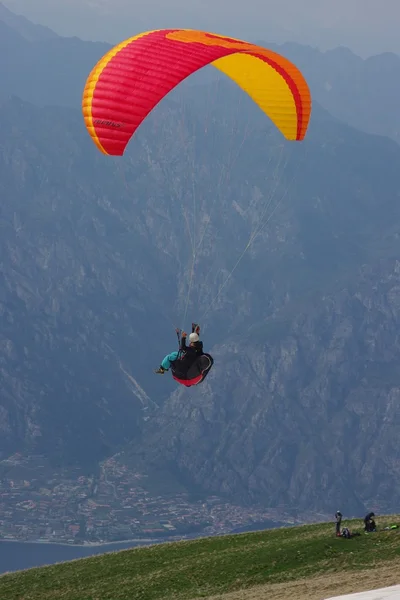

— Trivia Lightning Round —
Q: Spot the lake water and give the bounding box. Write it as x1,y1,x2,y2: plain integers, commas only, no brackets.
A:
0,539,157,575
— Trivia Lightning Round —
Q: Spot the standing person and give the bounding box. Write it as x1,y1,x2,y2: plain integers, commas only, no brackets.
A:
335,511,342,536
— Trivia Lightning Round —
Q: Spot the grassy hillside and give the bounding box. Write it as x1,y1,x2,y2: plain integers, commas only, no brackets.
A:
1,516,399,600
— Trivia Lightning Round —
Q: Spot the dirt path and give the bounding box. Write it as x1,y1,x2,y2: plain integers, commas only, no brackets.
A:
202,560,400,600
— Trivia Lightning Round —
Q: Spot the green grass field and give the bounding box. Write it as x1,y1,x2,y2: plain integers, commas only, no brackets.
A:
1,516,399,600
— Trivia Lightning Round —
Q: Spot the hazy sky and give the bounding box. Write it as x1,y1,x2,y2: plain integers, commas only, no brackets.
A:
3,0,400,57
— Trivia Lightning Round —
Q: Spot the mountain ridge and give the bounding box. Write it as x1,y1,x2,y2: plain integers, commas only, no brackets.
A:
1,4,400,144
1,5,400,521
0,1,57,41
1,89,400,514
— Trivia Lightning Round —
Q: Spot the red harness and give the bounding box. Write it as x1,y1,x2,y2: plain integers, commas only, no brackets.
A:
172,373,204,387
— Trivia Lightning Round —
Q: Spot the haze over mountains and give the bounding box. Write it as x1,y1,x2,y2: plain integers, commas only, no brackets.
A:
1,2,400,522
1,1,400,144
4,0,400,57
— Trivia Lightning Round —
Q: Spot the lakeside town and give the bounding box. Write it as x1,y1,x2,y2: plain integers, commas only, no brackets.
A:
0,453,324,545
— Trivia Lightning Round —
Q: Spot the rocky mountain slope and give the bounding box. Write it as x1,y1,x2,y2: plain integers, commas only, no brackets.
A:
1,4,400,515
1,86,400,514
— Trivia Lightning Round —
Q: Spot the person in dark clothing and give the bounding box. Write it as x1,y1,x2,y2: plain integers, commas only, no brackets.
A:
340,527,361,539
154,324,213,386
335,511,343,536
364,512,376,532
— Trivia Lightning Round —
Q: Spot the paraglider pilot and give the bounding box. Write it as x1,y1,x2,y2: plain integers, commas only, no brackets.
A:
155,324,213,387
364,512,376,533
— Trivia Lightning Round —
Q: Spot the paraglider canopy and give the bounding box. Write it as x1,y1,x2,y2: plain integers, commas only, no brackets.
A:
82,28,312,156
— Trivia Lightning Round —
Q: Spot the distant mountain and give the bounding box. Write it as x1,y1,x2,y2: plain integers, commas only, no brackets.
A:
1,78,400,515
0,95,167,466
0,1,56,41
1,5,400,145
0,17,109,108
266,42,400,144
2,3,400,518
118,91,400,515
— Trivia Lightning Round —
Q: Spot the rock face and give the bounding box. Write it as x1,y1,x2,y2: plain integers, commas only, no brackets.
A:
1,7,400,516
125,258,400,515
